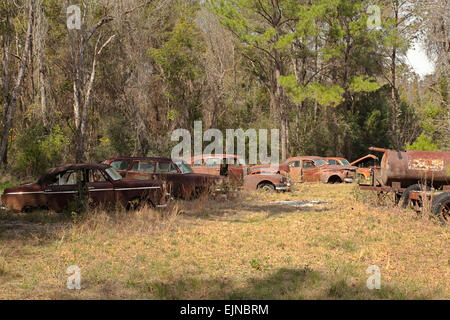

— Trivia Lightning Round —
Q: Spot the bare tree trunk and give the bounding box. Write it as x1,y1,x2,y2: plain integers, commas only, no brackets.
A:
74,34,115,162
275,62,286,161
1,12,11,127
36,0,47,125
0,0,35,168
390,2,399,150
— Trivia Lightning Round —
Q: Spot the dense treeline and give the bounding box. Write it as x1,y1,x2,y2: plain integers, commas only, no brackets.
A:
0,0,448,176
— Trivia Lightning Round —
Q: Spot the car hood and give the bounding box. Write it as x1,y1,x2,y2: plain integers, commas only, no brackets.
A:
350,154,378,166
3,182,42,194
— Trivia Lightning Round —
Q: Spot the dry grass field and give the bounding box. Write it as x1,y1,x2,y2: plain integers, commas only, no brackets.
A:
0,183,448,299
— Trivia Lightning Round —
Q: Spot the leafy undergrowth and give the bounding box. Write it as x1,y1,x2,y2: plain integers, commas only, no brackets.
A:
0,184,448,299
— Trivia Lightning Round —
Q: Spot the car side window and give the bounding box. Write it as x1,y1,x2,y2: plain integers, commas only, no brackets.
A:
110,160,131,171
328,160,338,165
192,159,203,167
205,158,220,167
139,161,155,173
59,171,77,185
130,161,139,171
303,161,315,169
89,169,107,182
289,161,300,168
156,162,171,173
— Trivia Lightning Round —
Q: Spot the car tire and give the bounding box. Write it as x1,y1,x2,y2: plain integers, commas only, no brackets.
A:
258,183,275,192
431,192,450,225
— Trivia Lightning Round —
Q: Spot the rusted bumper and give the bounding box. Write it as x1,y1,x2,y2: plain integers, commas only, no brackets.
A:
275,182,291,191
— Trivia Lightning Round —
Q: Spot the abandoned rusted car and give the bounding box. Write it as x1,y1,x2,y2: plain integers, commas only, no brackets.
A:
103,157,222,199
284,156,356,184
244,165,292,192
360,147,450,224
190,154,292,192
190,154,247,181
325,154,378,180
1,164,169,212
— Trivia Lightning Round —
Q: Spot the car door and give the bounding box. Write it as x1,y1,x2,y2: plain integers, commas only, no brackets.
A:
126,160,156,180
154,161,183,196
301,160,320,182
44,170,79,211
87,168,115,206
191,158,205,174
288,160,301,183
204,158,221,175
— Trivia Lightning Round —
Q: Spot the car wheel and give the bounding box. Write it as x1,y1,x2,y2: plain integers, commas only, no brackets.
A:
431,192,450,225
258,183,275,192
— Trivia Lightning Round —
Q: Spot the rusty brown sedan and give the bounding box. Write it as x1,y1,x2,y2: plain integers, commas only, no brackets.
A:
103,157,223,199
1,164,169,212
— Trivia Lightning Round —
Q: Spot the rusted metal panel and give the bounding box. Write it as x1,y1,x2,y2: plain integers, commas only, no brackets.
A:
369,148,450,188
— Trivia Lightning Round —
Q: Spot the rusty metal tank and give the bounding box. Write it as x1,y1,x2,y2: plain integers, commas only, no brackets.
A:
369,147,450,188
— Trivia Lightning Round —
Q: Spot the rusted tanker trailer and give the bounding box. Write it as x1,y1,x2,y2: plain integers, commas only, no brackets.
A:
360,147,450,224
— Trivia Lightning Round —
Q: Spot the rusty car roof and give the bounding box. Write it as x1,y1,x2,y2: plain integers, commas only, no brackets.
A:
284,156,323,162
325,157,347,160
105,157,174,162
191,154,242,160
37,163,111,185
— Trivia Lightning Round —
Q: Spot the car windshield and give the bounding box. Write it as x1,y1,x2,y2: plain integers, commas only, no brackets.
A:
340,159,350,166
105,167,122,181
314,159,328,167
175,161,194,174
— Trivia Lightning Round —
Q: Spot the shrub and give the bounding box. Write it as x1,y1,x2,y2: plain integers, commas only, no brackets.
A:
12,124,70,177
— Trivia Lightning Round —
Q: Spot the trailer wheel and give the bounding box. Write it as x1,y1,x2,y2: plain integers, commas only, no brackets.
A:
399,184,429,209
431,192,450,225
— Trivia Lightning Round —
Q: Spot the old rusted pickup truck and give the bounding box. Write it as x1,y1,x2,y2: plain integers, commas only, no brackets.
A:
1,164,169,212
360,147,450,224
283,156,356,184
103,157,222,199
190,154,292,192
